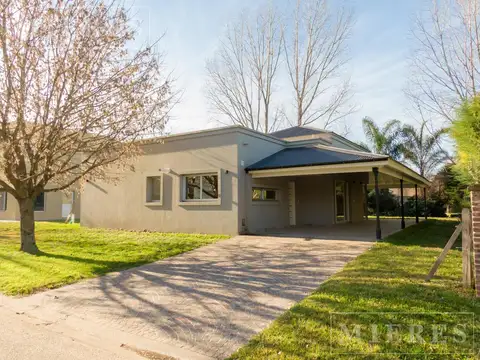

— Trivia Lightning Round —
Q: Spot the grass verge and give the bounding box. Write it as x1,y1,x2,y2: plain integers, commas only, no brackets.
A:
229,220,479,359
0,222,228,295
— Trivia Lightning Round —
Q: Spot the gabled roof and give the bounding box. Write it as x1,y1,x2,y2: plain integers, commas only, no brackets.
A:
246,145,388,171
270,126,329,139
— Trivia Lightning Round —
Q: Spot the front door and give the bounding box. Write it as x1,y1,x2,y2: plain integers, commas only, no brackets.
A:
335,180,348,223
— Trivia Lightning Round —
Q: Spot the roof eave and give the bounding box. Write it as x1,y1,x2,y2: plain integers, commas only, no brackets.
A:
245,156,389,172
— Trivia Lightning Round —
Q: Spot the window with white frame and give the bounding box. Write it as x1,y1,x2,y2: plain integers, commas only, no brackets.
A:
146,176,162,203
0,191,6,211
252,187,278,201
183,173,219,201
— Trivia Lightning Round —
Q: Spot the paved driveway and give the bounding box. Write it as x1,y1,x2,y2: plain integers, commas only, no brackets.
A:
7,235,373,360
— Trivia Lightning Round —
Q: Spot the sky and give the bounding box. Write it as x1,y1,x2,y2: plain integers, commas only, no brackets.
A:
126,0,431,144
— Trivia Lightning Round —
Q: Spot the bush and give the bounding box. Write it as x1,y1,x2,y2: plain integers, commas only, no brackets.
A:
451,96,480,184
367,189,399,216
367,189,447,217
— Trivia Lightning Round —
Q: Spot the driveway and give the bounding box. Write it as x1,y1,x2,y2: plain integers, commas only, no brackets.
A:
5,234,374,360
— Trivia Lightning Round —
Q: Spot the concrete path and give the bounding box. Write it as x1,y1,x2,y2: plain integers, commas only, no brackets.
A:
0,307,140,360
3,235,373,359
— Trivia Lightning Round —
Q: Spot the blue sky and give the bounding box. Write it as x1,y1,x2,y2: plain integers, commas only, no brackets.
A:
128,0,430,143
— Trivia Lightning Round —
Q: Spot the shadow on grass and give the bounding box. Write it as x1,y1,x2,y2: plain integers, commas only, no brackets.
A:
383,219,461,247
36,251,141,272
247,279,479,359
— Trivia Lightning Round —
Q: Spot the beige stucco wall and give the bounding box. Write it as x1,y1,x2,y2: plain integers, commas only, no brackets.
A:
0,191,64,221
247,177,290,233
0,192,18,220
81,132,240,235
295,175,336,226
295,173,368,227
237,132,285,233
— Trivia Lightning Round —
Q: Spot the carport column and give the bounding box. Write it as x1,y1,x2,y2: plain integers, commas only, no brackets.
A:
423,187,428,220
373,167,381,240
415,184,419,224
363,183,369,220
400,179,405,229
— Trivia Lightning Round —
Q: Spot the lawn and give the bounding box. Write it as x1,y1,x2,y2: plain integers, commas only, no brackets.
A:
0,222,228,296
229,220,480,359
367,215,460,220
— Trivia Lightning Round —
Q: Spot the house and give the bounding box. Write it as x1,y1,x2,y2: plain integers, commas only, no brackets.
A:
80,125,429,239
0,189,80,222
391,187,417,199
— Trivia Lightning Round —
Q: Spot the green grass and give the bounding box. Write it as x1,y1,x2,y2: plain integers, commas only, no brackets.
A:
229,220,480,359
0,222,228,296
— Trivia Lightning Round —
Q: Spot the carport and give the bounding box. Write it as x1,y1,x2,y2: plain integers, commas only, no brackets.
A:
246,145,430,240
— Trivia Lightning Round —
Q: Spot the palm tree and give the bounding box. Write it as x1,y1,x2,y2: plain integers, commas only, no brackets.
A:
401,121,448,177
361,117,404,160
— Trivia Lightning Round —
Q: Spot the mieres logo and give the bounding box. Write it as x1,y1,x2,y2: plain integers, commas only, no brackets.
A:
330,312,475,355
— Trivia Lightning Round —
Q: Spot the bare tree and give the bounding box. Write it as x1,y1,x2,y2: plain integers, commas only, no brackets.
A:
0,0,173,253
283,0,355,128
205,6,283,133
409,0,480,123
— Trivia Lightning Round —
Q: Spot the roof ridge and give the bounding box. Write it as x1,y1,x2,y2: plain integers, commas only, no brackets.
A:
298,124,331,133
313,143,387,158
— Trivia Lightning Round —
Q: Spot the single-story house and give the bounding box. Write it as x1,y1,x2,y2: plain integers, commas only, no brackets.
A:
0,189,80,221
80,125,429,239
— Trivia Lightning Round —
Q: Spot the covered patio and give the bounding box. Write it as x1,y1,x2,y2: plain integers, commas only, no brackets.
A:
246,145,431,240
261,218,420,241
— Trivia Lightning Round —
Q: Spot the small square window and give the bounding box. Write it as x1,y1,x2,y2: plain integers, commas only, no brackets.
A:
0,191,6,211
34,192,45,211
146,176,162,203
264,189,277,201
252,188,262,200
252,188,278,201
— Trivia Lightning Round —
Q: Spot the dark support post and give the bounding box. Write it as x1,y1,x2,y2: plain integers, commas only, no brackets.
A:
400,179,405,229
415,184,419,224
363,183,369,220
373,167,381,240
423,187,427,220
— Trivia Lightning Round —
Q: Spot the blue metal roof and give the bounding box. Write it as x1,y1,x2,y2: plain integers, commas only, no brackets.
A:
246,146,388,171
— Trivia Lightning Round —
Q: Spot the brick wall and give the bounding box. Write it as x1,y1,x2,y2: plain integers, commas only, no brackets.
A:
470,186,480,297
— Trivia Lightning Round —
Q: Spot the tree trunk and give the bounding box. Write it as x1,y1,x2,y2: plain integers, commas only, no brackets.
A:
18,197,38,254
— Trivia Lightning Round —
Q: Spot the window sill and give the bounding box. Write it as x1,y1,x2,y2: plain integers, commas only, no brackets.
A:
145,201,163,207
179,199,221,206
252,200,280,206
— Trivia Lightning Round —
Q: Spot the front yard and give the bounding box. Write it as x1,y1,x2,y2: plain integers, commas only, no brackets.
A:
0,222,227,296
229,220,480,359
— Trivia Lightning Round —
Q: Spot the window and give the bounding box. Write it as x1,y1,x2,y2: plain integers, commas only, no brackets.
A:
146,176,162,203
34,192,45,211
0,191,6,211
184,173,219,201
252,187,278,201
